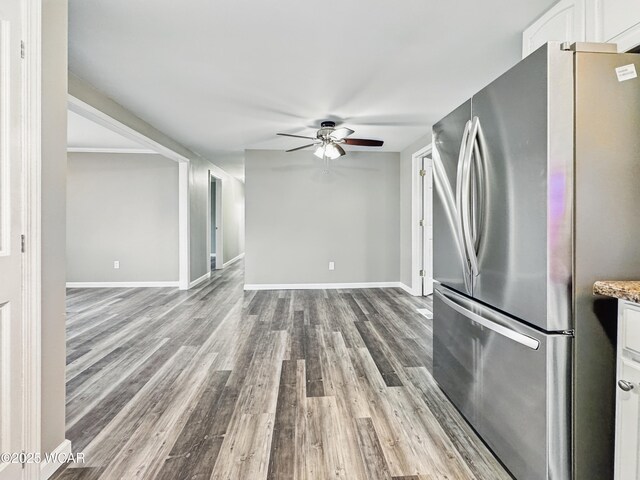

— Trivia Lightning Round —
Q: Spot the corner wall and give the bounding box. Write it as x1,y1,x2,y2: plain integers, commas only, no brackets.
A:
42,0,68,456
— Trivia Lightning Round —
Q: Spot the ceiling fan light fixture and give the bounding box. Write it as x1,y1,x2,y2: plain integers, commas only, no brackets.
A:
325,143,345,160
278,121,383,159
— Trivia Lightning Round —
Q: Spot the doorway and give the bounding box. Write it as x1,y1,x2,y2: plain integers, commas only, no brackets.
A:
208,172,223,273
419,152,434,296
411,144,434,296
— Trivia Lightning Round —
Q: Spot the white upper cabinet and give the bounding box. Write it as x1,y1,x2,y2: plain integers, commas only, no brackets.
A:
587,0,640,52
522,0,586,58
525,0,640,57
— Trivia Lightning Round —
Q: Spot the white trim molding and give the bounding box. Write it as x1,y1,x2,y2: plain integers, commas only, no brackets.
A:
244,281,404,291
399,283,416,295
189,271,211,289
41,439,72,479
66,281,179,288
411,143,433,297
223,252,244,268
22,0,43,478
67,147,157,155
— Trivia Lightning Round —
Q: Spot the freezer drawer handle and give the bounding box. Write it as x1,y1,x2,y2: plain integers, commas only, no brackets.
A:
436,290,541,350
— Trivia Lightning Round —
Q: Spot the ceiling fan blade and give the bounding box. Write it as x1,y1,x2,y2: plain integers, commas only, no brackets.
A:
330,127,354,141
286,143,317,153
343,138,384,147
277,133,317,140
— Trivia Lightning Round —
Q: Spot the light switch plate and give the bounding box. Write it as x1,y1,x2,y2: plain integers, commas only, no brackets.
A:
328,261,335,271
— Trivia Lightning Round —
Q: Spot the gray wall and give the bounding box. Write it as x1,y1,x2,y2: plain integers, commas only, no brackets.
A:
245,150,400,285
42,0,68,455
69,75,245,286
223,177,245,263
399,133,432,288
67,153,179,282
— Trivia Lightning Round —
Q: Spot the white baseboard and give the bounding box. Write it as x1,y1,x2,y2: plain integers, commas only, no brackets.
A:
223,252,245,268
66,281,179,288
189,271,211,288
41,439,72,479
399,283,421,296
244,281,404,291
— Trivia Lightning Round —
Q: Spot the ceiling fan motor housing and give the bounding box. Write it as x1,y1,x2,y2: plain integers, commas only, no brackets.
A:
318,121,336,139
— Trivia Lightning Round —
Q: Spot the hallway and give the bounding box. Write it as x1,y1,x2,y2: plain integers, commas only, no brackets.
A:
54,262,509,480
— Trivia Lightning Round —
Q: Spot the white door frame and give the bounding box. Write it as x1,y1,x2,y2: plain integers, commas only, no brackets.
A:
22,0,42,477
207,171,223,273
411,143,433,296
67,96,192,290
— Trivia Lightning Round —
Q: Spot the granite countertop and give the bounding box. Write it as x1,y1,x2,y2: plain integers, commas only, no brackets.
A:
593,281,640,304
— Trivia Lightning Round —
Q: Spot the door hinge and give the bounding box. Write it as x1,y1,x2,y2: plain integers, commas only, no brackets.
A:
419,169,426,177
20,41,25,59
21,234,25,253
419,219,424,227
21,450,25,469
419,269,425,277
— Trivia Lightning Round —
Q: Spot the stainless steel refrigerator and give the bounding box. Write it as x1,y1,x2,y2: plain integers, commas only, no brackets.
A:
432,42,640,480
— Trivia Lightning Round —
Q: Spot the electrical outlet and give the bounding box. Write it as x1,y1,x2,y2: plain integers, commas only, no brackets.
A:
328,261,335,271
114,260,120,269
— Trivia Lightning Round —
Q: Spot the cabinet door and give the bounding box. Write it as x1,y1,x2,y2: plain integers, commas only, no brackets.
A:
593,0,640,51
522,0,586,58
615,358,640,479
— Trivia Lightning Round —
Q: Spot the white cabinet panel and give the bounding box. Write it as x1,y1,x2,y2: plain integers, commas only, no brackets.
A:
593,0,640,51
615,358,640,479
624,307,640,354
522,0,586,58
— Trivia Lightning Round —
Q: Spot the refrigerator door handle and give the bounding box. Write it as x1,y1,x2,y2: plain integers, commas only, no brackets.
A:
461,117,481,279
435,288,541,350
435,120,473,293
471,120,487,253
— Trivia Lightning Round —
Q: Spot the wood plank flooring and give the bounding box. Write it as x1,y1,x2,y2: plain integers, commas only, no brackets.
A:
54,261,511,480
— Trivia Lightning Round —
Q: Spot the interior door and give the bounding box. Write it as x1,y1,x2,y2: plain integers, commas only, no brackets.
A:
0,0,25,477
421,155,433,296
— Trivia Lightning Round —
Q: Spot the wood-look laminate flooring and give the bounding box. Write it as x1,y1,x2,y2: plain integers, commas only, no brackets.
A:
54,261,511,480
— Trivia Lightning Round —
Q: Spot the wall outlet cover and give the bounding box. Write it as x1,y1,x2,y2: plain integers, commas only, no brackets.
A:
114,261,120,269
329,261,335,271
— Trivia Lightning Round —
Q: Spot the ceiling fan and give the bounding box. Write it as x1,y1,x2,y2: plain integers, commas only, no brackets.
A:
277,121,384,160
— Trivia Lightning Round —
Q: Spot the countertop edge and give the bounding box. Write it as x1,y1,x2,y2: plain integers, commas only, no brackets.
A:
593,280,640,304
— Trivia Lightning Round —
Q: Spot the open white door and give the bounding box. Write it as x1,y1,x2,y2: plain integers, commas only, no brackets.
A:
0,0,25,477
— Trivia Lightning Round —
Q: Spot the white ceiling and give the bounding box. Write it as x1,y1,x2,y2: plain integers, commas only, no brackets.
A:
67,110,147,150
69,0,555,180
